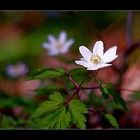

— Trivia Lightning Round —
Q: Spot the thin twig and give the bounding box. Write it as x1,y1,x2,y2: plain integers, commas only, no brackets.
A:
64,88,80,105
125,40,140,57
67,74,79,89
81,86,100,90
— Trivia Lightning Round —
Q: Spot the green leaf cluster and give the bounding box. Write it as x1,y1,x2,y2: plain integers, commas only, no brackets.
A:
100,82,128,111
31,93,88,128
68,100,87,128
28,68,65,80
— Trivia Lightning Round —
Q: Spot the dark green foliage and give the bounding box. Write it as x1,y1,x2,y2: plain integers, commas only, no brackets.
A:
103,113,119,128
0,93,35,111
100,83,128,111
0,115,18,128
31,92,88,128
68,99,88,128
41,106,70,128
31,92,64,119
28,68,65,80
36,85,64,96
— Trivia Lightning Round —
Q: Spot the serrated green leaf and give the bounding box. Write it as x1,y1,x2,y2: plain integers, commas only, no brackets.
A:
31,93,64,119
68,99,88,129
31,101,61,119
42,106,70,128
103,114,119,128
49,92,64,102
69,100,87,113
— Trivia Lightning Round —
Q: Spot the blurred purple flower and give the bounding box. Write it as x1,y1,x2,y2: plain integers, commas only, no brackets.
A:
6,63,29,78
42,31,74,56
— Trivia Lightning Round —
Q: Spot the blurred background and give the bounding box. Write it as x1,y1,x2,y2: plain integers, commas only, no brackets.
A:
0,11,140,128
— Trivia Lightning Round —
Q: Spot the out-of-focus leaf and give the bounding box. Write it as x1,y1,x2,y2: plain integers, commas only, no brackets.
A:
96,79,104,85
130,91,140,100
101,83,128,111
69,68,88,76
0,115,18,128
103,114,119,128
89,92,105,108
36,85,64,96
26,118,43,128
28,68,65,80
31,93,64,119
68,99,88,129
0,94,35,109
102,92,109,99
100,86,109,99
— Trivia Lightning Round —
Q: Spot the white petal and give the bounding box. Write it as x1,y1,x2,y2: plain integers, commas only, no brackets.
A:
42,43,51,49
79,46,92,62
86,63,112,70
75,60,90,68
60,39,74,53
99,63,112,69
93,40,104,57
48,50,59,56
47,45,60,56
48,35,56,43
80,58,85,61
59,31,67,44
102,46,118,63
87,66,99,70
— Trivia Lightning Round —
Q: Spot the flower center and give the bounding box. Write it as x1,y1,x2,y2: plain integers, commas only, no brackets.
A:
55,42,63,49
14,66,21,73
90,55,102,64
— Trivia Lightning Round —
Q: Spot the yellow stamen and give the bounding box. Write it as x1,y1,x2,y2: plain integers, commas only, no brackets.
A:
90,55,102,64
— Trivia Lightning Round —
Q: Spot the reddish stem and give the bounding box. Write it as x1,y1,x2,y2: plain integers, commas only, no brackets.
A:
64,88,80,105
81,86,100,90
68,74,79,89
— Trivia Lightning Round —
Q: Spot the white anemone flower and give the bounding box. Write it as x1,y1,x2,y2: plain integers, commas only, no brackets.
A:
75,40,118,70
42,31,74,56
